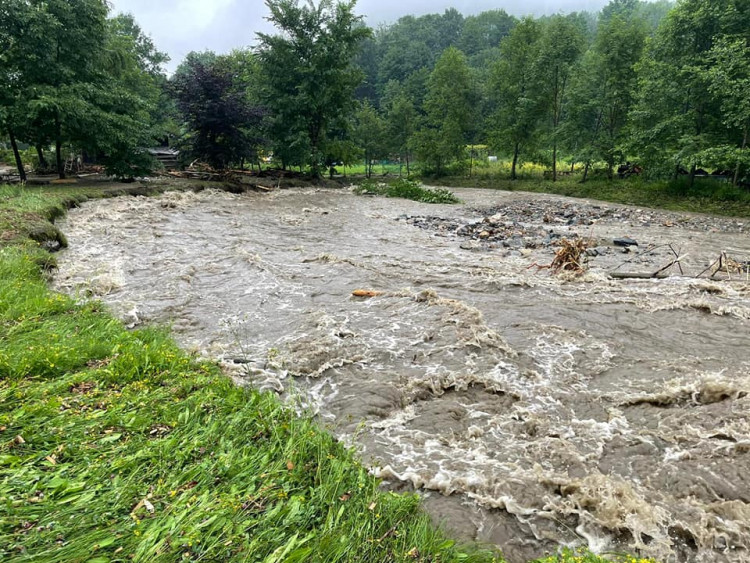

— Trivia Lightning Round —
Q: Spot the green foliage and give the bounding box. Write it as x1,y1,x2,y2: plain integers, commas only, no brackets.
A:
353,178,460,203
171,51,265,170
257,0,371,176
487,18,543,179
414,47,477,175
565,9,646,180
431,162,750,218
532,548,656,563
352,101,388,178
628,0,746,183
0,0,168,179
382,81,419,175
534,14,587,179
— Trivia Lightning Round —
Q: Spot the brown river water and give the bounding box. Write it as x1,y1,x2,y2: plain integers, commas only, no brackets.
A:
53,187,750,562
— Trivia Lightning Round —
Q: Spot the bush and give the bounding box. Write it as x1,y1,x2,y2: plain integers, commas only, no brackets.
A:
353,178,460,204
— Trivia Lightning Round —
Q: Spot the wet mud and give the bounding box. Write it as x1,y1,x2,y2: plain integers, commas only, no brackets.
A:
53,187,750,562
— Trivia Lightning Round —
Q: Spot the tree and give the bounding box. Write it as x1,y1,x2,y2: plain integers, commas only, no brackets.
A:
458,10,516,57
534,15,586,180
565,9,645,181
352,101,387,178
90,13,170,178
382,81,418,176
413,47,476,175
628,0,742,185
172,51,265,170
24,0,109,179
0,0,30,180
257,0,370,177
1,0,165,180
377,10,463,89
705,35,750,185
487,18,543,180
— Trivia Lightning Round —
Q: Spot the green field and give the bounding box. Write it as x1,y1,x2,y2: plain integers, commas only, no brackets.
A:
430,160,750,219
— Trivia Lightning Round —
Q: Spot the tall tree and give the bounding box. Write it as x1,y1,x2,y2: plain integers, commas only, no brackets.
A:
172,51,265,170
382,81,418,176
413,47,476,175
27,0,109,179
534,15,586,181
352,101,387,178
487,18,543,180
257,0,370,177
596,14,645,179
0,0,30,180
705,35,750,185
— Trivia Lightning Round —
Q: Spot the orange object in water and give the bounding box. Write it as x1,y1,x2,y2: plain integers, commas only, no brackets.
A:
351,289,383,298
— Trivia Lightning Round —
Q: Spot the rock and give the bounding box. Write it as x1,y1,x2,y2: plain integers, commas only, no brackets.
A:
479,230,491,239
41,239,63,253
585,248,599,257
614,237,639,247
460,241,481,251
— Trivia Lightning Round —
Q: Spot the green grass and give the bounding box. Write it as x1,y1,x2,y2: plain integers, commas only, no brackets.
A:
0,183,657,563
531,549,655,563
431,167,750,218
353,178,461,204
339,163,404,177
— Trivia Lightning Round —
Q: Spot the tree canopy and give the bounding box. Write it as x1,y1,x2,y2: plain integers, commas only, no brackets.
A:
3,0,748,188
256,0,370,176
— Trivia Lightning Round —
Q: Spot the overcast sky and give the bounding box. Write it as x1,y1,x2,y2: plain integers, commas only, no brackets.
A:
109,0,612,72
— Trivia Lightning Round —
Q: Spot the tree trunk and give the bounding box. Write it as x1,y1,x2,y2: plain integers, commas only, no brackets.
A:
36,143,49,170
8,127,27,182
469,145,474,178
54,112,65,179
570,161,575,173
688,163,697,189
734,122,748,187
552,143,557,182
511,143,520,180
582,161,591,183
406,152,410,177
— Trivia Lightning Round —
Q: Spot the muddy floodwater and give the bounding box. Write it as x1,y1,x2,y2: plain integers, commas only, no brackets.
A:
53,187,750,562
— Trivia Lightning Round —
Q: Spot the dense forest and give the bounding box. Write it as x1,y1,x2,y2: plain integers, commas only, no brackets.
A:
1,0,748,187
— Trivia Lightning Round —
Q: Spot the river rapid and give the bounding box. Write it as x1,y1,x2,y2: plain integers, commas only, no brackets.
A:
53,187,750,562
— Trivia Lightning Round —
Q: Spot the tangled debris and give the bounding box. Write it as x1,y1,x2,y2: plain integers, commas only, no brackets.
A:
699,251,750,280
548,238,590,273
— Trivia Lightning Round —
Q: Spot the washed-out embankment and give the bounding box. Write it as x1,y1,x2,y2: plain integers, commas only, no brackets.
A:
52,186,750,563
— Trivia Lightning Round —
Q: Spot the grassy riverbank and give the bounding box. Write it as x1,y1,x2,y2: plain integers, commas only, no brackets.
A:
0,183,655,562
431,174,750,218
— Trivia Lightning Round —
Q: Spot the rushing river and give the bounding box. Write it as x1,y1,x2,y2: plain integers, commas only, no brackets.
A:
53,187,750,563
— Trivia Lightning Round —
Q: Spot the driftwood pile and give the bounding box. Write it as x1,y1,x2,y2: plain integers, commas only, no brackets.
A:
549,238,590,273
